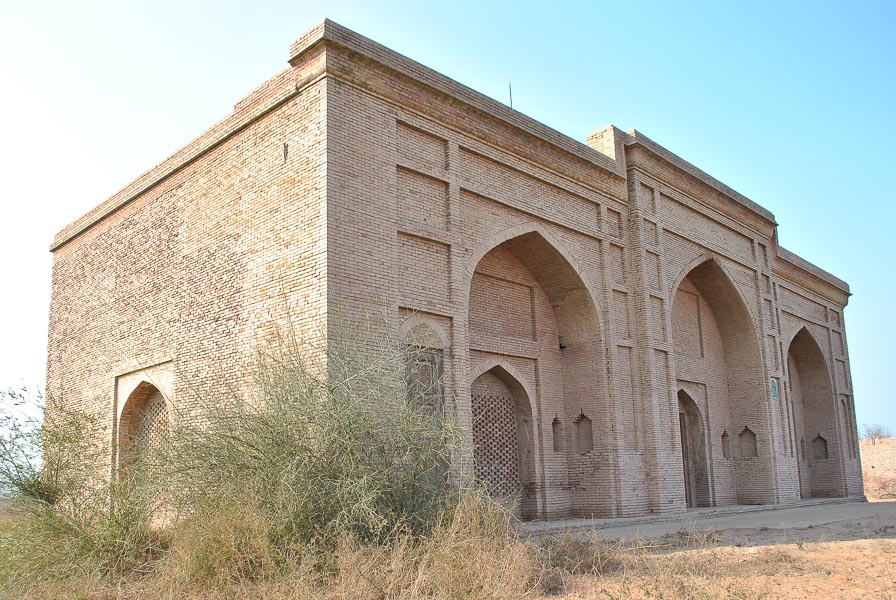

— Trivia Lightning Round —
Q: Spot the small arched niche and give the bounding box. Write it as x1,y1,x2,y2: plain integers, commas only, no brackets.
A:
721,430,732,460
552,417,564,453
574,414,594,455
812,435,829,460
738,427,758,459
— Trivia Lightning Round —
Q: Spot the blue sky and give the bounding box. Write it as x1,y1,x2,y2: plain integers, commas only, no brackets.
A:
0,1,893,431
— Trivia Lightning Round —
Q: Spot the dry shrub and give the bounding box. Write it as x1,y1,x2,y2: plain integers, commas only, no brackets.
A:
154,324,470,581
660,525,725,549
0,390,166,593
326,493,544,599
583,543,812,600
864,474,896,499
543,531,626,576
0,323,554,598
163,488,280,586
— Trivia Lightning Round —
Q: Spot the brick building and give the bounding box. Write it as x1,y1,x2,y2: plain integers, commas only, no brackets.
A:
47,20,863,520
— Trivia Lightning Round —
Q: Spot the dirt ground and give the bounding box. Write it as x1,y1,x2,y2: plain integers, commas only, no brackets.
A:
543,499,896,599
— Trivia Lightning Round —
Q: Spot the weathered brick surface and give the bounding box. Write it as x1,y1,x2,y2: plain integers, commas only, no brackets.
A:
860,439,896,497
47,20,862,517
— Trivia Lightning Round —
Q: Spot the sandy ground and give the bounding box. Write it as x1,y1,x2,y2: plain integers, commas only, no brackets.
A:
542,499,896,599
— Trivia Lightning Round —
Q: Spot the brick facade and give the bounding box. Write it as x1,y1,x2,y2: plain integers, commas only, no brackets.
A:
47,20,863,519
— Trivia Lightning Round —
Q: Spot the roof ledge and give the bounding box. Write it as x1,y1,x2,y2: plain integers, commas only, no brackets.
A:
623,129,777,224
776,246,850,295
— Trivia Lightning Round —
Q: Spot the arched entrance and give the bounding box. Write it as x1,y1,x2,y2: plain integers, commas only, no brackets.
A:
786,327,845,498
470,365,536,519
118,381,169,475
670,257,772,506
465,228,609,519
677,390,710,508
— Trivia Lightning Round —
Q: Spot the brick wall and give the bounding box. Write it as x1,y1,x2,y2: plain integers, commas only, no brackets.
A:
48,73,328,476
860,438,896,497
47,20,862,517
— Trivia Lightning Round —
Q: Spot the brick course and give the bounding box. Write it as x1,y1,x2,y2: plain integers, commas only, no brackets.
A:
47,20,863,519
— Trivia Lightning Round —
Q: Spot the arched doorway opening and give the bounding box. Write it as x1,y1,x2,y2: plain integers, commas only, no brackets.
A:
677,390,710,508
471,365,536,519
787,328,845,498
670,257,772,506
118,381,169,476
466,229,609,519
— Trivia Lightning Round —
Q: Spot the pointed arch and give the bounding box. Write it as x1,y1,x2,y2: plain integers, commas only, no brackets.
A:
464,222,614,519
677,389,710,507
401,316,449,412
668,253,761,339
783,325,834,387
461,222,608,343
470,358,536,407
669,255,772,505
470,364,537,519
118,380,170,475
399,315,450,350
786,326,845,497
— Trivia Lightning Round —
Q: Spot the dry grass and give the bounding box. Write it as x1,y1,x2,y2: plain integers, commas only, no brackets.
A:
552,536,896,600
0,493,547,600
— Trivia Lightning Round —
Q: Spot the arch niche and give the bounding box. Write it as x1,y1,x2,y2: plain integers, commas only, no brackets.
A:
677,389,710,508
465,227,610,520
786,327,845,498
118,381,170,475
669,257,774,506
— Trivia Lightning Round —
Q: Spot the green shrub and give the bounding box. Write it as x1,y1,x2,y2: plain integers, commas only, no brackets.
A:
0,390,165,588
0,323,552,596
157,323,470,581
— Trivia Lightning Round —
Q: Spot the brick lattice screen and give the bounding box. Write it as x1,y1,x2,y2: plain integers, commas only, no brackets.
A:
472,392,521,498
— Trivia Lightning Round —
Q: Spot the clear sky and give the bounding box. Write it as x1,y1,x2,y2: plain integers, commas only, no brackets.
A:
0,1,893,431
